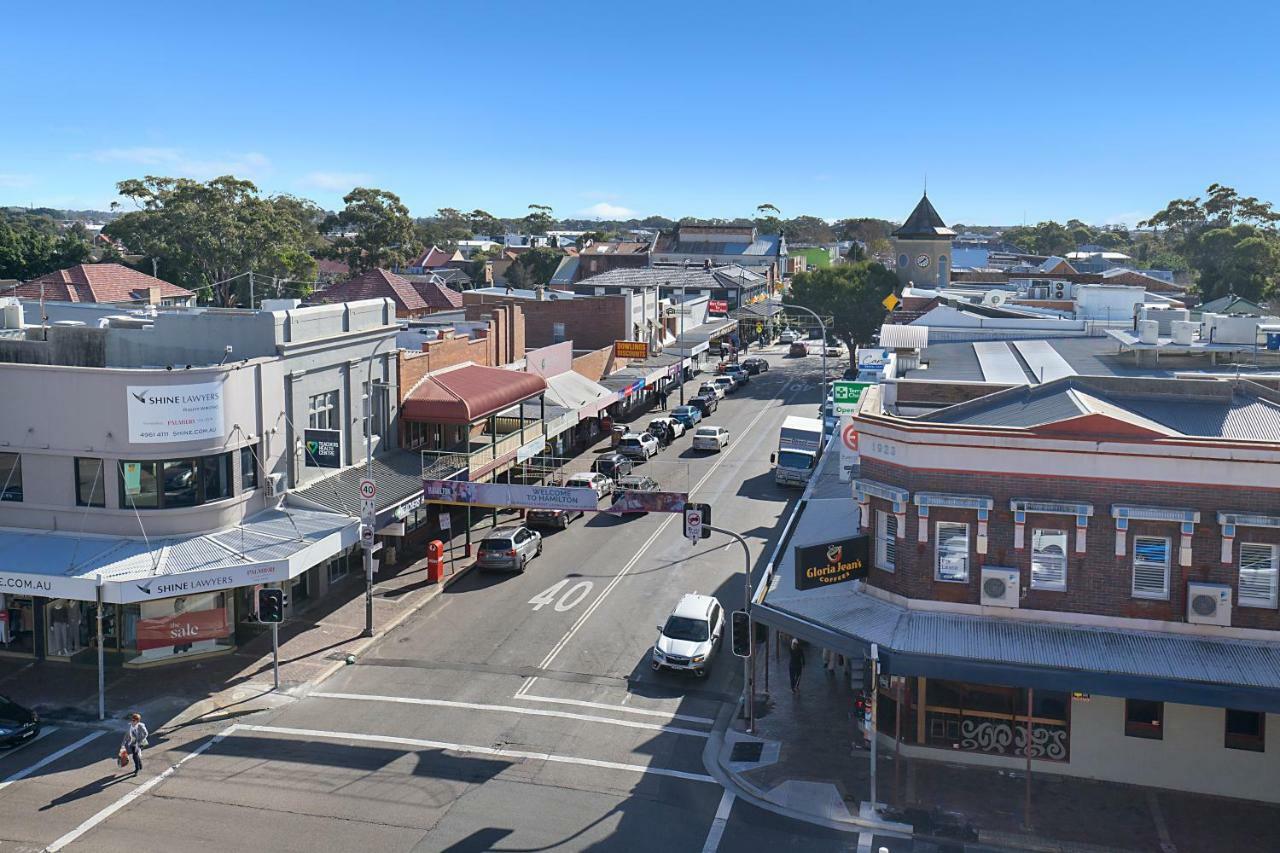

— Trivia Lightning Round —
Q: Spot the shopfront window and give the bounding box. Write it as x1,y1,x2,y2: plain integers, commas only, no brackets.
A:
119,452,236,509
131,592,233,663
924,679,1070,761
0,594,36,654
1124,699,1163,740
76,457,106,507
0,452,22,502
45,600,85,658
328,548,353,584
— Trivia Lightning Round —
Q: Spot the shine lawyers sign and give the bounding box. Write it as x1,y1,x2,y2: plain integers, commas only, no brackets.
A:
127,382,226,443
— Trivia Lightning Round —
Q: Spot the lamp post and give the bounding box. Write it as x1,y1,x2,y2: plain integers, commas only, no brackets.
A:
362,335,396,638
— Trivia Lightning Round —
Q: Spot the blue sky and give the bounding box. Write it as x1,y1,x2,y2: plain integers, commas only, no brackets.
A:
2,1,1277,227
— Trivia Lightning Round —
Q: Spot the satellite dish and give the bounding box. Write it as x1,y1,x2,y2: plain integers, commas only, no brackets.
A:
982,290,1008,307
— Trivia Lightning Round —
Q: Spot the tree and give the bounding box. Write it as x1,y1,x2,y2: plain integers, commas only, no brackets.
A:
0,211,94,280
754,203,782,236
1003,221,1075,256
105,175,321,306
784,262,897,349
323,187,420,276
468,209,501,238
523,204,555,235
504,247,562,288
781,215,836,244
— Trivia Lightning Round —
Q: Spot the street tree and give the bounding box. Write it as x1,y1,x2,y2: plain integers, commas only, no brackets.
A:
785,261,897,350
105,176,320,305
324,187,420,276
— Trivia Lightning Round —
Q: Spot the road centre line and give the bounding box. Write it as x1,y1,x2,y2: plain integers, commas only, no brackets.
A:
236,723,717,784
310,691,710,738
518,380,805,698
512,694,715,725
701,789,736,853
45,724,238,852
0,729,100,793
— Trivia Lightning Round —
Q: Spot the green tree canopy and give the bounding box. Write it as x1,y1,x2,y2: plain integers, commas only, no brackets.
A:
504,247,563,289
523,204,555,235
323,187,420,276
104,176,320,305
0,212,94,280
785,261,897,349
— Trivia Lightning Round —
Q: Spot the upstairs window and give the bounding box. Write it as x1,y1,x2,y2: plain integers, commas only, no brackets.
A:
75,458,106,507
1124,699,1163,740
1238,543,1278,608
0,452,22,502
1030,529,1068,590
935,522,969,582
1132,536,1171,600
308,391,340,431
241,446,259,492
875,511,897,572
119,452,235,510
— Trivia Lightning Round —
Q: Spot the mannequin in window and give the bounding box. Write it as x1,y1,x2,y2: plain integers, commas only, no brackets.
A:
50,602,71,656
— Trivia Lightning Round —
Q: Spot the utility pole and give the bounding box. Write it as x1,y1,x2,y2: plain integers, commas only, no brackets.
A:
248,270,255,310
362,336,395,638
869,642,880,812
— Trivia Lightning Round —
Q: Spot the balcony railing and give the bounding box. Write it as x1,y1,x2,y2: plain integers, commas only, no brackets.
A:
420,420,542,481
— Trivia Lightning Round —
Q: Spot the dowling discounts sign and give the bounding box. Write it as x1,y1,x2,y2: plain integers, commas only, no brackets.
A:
127,382,225,443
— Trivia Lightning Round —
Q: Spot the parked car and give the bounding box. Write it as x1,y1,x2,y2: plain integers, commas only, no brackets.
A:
526,507,585,529
724,366,749,387
611,474,660,511
692,425,730,452
476,526,542,572
698,381,726,400
651,593,724,677
711,376,736,396
0,695,40,748
670,405,703,429
592,452,633,479
689,394,718,416
564,471,612,499
788,341,809,357
649,416,686,439
778,330,800,344
617,432,659,461
741,357,769,374
824,342,843,358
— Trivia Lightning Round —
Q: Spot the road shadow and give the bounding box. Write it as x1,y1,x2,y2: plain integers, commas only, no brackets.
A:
40,773,135,810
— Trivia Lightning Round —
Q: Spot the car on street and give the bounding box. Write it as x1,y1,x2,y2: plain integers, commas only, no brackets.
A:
689,394,718,416
788,341,808,357
670,405,703,429
824,342,843,358
711,376,736,396
741,357,769,374
0,695,40,748
691,425,730,452
651,593,724,676
526,507,585,529
648,416,686,439
476,526,542,572
698,381,725,400
617,432,659,460
564,471,612,499
724,365,749,386
592,452,633,479
778,330,800,344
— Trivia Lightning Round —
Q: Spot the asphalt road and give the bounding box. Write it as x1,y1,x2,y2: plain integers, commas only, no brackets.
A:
1,348,867,852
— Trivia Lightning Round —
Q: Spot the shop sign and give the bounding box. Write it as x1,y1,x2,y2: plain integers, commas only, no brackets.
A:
0,571,99,602
423,480,600,511
127,381,225,444
855,348,891,367
393,494,424,520
136,606,231,651
832,381,872,416
111,562,290,604
614,340,649,359
708,300,729,314
304,428,342,468
838,417,859,483
794,535,869,591
606,490,689,515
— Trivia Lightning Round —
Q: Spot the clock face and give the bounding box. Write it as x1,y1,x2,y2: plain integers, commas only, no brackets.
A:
915,254,931,269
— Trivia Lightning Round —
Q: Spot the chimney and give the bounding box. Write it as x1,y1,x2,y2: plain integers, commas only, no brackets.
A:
703,258,711,272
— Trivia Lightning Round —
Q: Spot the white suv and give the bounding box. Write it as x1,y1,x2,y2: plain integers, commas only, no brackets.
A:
691,425,729,452
617,432,659,460
652,594,724,677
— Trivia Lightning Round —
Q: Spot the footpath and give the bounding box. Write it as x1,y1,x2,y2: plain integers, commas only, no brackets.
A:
708,638,1280,853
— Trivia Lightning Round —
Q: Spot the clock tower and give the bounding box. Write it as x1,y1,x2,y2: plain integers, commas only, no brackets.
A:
891,193,955,289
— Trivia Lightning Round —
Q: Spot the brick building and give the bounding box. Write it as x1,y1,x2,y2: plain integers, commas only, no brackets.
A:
753,374,1280,802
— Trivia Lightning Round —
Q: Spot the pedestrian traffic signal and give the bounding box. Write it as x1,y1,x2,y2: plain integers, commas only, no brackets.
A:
258,588,284,623
730,610,751,658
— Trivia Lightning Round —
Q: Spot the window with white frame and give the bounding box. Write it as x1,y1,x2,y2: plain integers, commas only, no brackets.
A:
1030,528,1068,590
1132,536,1171,599
935,522,969,582
1238,542,1279,608
875,511,897,572
308,390,340,430
552,322,567,343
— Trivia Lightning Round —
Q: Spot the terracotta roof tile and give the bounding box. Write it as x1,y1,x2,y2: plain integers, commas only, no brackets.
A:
313,268,429,313
408,276,463,310
10,263,193,303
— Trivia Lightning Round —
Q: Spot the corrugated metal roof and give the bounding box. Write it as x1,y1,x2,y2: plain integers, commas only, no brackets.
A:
293,450,427,516
878,324,929,350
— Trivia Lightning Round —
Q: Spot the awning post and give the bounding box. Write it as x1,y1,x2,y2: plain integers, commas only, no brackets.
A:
96,575,105,722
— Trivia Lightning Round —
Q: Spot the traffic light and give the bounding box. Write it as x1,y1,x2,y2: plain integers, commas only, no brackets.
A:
861,654,875,694
258,588,284,624
730,610,751,658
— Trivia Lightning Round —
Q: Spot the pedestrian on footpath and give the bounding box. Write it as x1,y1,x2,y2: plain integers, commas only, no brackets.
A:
120,712,149,776
657,389,668,411
788,638,806,692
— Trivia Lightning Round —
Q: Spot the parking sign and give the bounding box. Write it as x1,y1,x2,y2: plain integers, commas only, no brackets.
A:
832,381,872,416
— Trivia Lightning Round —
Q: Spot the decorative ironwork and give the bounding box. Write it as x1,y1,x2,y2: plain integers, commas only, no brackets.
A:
960,718,1068,761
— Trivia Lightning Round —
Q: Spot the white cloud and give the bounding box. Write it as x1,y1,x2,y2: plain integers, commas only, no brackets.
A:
0,173,35,189
580,202,636,219
297,171,375,192
89,147,271,179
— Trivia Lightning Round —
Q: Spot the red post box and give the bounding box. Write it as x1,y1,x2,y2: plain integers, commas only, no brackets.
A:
426,539,445,584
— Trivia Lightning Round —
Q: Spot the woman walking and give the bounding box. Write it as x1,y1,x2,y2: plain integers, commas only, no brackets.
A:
120,712,149,776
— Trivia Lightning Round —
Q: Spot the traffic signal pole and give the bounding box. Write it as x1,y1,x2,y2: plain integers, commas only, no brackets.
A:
708,524,755,734
272,623,280,691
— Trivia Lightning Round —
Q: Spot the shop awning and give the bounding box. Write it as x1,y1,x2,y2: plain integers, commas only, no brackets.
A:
402,362,547,425
0,508,356,605
545,370,616,417
290,450,427,525
668,319,738,356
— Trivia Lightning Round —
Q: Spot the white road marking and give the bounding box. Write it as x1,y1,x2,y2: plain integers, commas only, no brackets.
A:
517,382,801,699
0,729,101,793
310,691,709,738
514,694,715,725
0,724,57,763
236,723,717,784
701,789,736,853
44,724,239,852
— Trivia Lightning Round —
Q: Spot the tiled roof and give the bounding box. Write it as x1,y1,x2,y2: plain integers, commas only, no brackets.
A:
10,263,193,303
408,276,463,310
892,194,956,239
313,268,428,313
411,245,453,269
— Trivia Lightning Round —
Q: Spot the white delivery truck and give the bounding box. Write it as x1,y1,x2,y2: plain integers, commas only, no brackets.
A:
771,415,824,487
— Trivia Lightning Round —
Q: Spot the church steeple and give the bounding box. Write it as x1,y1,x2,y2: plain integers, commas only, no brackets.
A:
892,193,955,240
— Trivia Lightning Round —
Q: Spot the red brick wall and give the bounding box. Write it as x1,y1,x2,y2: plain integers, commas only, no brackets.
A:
571,345,622,382
859,457,1280,631
462,292,629,350
396,330,495,399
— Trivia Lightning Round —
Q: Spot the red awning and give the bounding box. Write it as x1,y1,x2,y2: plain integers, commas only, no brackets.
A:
402,363,547,425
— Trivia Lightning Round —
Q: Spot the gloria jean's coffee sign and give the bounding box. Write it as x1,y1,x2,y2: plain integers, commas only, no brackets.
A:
794,534,869,591
127,382,226,443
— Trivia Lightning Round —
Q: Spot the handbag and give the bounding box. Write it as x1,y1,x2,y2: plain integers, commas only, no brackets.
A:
117,749,129,767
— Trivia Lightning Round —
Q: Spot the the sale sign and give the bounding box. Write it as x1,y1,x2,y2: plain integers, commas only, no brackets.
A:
135,607,230,651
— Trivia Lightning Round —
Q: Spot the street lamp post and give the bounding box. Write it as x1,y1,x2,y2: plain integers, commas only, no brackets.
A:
362,336,395,638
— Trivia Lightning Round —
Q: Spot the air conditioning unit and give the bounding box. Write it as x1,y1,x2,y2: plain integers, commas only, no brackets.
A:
1054,283,1065,299
1187,581,1232,626
981,567,1021,608
265,473,286,497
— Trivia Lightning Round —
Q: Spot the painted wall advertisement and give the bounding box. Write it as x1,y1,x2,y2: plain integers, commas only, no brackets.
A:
423,480,600,511
126,382,225,443
794,535,869,591
304,428,342,468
